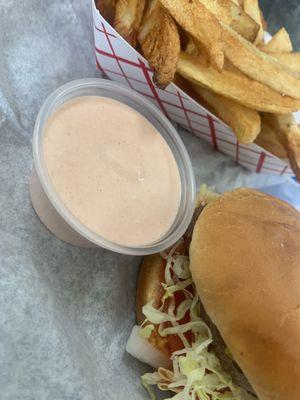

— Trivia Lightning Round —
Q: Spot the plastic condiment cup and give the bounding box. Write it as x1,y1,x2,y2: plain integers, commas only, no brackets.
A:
30,78,195,255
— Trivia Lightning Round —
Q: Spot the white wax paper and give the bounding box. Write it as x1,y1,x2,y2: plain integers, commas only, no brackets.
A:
0,1,299,399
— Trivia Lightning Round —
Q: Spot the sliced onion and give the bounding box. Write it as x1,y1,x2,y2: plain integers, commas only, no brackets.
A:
126,326,171,370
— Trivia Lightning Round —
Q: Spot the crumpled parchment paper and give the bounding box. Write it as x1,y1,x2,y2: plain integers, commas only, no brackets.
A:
0,1,299,399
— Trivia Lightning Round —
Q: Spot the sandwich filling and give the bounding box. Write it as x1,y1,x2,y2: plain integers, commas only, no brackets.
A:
138,187,256,400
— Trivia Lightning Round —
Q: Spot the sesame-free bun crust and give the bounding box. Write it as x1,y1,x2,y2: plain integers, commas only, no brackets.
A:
136,255,172,356
136,254,165,325
190,188,300,400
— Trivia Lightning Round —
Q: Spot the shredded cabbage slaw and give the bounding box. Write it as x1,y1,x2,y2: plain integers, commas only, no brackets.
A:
138,187,255,400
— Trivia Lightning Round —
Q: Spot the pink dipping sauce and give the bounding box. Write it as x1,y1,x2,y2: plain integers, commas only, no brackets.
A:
42,96,181,247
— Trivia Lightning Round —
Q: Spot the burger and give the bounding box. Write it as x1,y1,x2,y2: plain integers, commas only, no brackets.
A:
126,188,300,400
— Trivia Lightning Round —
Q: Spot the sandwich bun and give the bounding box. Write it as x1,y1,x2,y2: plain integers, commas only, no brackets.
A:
136,254,165,325
190,188,300,400
136,254,171,357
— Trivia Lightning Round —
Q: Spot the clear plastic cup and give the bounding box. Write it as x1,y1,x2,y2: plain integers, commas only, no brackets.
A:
31,78,195,255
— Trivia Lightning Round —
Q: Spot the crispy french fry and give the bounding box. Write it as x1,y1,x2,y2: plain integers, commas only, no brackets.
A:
258,27,292,53
220,23,300,98
114,0,146,47
243,0,264,44
197,0,259,42
160,0,300,98
260,35,299,179
265,52,300,75
158,0,224,71
174,72,260,144
174,73,261,144
177,52,300,113
138,0,180,88
259,31,298,82
95,0,116,23
259,27,296,75
262,114,300,180
192,85,261,144
255,122,287,160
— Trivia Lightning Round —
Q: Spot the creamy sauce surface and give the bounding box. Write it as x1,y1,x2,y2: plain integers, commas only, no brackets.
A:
43,96,181,246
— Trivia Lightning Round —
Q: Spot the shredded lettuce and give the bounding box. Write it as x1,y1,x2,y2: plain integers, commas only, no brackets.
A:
139,324,155,339
140,244,256,400
195,184,219,209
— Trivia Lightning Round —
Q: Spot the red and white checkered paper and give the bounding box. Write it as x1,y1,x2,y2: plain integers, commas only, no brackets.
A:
92,1,294,177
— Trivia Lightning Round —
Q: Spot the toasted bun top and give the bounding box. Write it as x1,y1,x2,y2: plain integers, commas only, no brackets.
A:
190,188,300,400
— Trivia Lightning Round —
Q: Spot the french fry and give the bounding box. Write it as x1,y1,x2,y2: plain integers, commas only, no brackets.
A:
114,0,146,47
177,52,300,113
260,34,300,179
227,48,300,77
178,45,261,143
102,0,300,176
259,29,297,76
138,0,180,88
262,114,300,180
265,52,300,75
220,23,300,98
174,73,261,144
243,0,264,44
158,0,224,71
255,122,287,160
258,27,292,53
196,0,259,42
192,85,261,144
248,27,298,76
160,0,300,98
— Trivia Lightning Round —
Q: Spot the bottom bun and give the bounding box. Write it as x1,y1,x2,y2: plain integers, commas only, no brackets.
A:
136,254,165,326
136,254,171,357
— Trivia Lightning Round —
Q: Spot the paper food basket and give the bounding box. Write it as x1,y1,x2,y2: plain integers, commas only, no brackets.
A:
92,1,294,178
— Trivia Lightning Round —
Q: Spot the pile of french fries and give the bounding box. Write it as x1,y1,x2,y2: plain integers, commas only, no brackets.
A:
96,0,300,179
